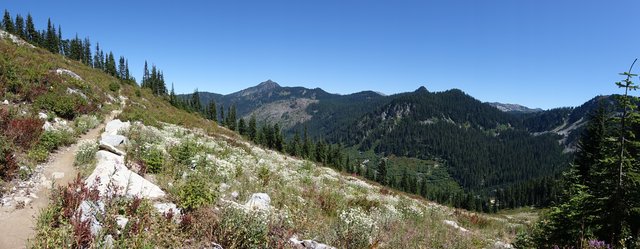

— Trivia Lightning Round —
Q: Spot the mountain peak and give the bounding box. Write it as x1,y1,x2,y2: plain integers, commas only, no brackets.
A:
415,86,428,93
257,80,280,89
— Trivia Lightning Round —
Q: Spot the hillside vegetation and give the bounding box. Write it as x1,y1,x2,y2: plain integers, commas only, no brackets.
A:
0,13,527,249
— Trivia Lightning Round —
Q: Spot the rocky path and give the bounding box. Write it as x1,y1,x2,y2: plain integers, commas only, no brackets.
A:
0,108,121,249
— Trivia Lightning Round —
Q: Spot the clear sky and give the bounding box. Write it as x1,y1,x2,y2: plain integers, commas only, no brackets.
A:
3,1,640,109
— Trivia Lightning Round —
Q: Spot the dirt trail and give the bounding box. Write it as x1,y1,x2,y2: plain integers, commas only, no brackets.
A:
0,109,121,249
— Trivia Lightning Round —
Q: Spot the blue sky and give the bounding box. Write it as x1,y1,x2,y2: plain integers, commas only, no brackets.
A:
4,1,640,109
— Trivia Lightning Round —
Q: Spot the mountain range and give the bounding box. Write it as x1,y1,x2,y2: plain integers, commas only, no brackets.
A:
184,80,616,209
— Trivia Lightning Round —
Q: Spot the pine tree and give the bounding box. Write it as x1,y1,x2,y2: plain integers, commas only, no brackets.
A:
248,115,257,141
219,104,225,125
106,52,117,76
377,158,388,185
14,14,24,39
527,61,640,248
238,118,247,135
118,56,126,80
169,83,177,105
2,10,14,33
207,100,217,121
142,61,149,87
302,125,312,159
191,89,201,112
25,14,37,44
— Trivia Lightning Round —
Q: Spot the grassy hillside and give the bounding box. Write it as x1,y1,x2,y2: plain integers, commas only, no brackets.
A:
0,30,530,248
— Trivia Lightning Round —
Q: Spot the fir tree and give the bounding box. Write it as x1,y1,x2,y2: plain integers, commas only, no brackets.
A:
25,14,38,44
14,14,24,39
2,10,14,33
191,89,201,112
248,115,257,141
377,158,388,185
207,100,217,121
238,118,247,136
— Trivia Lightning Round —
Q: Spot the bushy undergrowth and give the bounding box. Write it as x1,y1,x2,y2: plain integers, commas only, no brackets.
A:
176,175,217,212
73,115,100,135
74,140,98,167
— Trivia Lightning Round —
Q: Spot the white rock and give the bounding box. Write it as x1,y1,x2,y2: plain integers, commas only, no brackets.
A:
98,141,127,156
51,172,65,179
66,87,88,100
492,241,514,249
154,202,181,216
0,30,35,48
55,69,82,81
103,234,114,249
77,200,105,236
211,242,223,249
245,193,271,211
1,100,8,105
85,151,165,199
444,220,469,233
100,134,127,147
289,236,336,249
231,191,239,199
219,183,230,192
13,197,32,206
38,112,48,120
42,121,53,131
115,215,129,229
104,119,131,136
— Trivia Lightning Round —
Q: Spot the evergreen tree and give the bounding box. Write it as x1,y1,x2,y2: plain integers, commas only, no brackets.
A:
2,10,14,33
248,115,257,141
527,61,640,248
191,89,201,112
82,38,91,65
105,51,117,76
207,100,217,121
219,104,225,125
377,158,388,185
302,125,312,159
14,14,24,39
273,123,284,152
118,56,126,79
25,14,38,44
169,83,177,106
238,118,247,136
93,43,103,69
142,60,149,87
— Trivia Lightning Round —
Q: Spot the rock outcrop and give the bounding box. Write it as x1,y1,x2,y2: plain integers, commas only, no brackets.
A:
85,151,164,199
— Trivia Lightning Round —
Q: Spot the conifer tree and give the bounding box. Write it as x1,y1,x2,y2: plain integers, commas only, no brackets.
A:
238,118,247,135
2,10,14,33
378,158,388,185
191,89,201,112
302,125,311,159
207,100,217,121
526,60,640,248
25,14,37,44
14,14,24,39
219,104,225,125
248,115,257,141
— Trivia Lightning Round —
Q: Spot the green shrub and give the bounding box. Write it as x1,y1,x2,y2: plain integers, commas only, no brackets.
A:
216,205,269,248
39,130,75,151
28,145,50,163
169,140,199,166
142,146,165,174
73,115,100,134
74,141,98,166
334,207,379,248
34,91,92,120
177,176,216,211
108,81,120,92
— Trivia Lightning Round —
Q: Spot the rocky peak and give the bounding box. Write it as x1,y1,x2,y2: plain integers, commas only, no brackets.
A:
257,80,281,90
